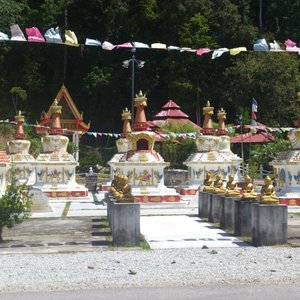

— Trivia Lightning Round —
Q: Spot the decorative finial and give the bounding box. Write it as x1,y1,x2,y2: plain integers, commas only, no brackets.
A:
121,107,132,120
134,91,148,107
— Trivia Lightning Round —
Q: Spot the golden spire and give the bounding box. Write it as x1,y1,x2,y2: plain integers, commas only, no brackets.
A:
134,91,147,107
133,91,148,131
217,108,228,135
14,111,25,139
49,99,63,134
202,101,214,135
50,99,62,115
121,108,132,136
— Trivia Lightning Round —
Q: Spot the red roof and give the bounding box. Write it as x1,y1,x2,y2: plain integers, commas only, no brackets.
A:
162,100,181,109
0,151,9,163
154,109,188,118
231,132,275,143
152,99,201,130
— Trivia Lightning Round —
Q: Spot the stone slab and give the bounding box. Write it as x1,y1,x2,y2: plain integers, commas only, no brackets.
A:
111,202,140,246
199,192,211,219
252,203,288,246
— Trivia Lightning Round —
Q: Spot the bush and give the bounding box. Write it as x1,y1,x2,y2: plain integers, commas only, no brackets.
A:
0,170,32,242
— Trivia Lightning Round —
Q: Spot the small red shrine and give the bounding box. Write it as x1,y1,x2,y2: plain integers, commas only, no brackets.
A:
37,84,90,134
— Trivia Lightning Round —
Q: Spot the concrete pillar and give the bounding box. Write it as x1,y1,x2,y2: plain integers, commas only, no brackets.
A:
111,202,140,246
199,192,212,219
220,196,240,231
209,194,222,223
107,196,116,228
251,203,287,246
234,200,258,236
198,191,205,217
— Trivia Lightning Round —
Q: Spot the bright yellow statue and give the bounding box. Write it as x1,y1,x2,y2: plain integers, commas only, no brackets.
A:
260,176,279,204
213,175,226,194
203,173,214,192
242,175,257,200
225,174,240,197
110,173,134,203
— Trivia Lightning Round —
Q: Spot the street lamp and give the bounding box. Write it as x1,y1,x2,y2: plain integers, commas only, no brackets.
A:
238,115,245,176
122,47,145,126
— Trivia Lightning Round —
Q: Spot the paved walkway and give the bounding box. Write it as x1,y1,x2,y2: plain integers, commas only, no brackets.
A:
141,215,248,249
1,192,299,253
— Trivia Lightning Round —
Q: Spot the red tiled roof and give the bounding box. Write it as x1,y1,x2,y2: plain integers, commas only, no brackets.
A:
231,132,275,143
0,151,9,163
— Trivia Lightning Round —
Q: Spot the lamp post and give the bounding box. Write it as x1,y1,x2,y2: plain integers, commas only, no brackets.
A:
122,47,145,126
238,115,245,176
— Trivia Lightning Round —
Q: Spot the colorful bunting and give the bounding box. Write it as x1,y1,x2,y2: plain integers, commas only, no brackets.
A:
2,24,300,60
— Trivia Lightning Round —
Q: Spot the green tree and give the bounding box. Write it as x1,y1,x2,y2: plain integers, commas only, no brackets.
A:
248,136,291,177
0,170,32,242
156,121,198,169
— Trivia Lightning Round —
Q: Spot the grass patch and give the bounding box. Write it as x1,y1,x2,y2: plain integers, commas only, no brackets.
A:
61,201,71,219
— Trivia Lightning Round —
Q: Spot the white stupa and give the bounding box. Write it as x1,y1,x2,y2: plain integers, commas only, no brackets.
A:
6,112,35,186
108,91,180,202
271,117,300,205
33,100,88,199
184,103,242,191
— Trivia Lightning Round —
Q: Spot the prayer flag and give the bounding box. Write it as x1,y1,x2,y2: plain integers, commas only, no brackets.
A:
44,27,62,43
196,48,211,56
85,38,101,46
212,48,229,59
117,42,133,48
253,38,269,51
10,24,26,41
133,41,149,48
151,43,167,49
284,39,300,51
102,41,115,50
269,40,283,52
65,30,79,46
230,47,247,55
167,45,181,51
252,98,258,112
0,32,9,41
26,27,45,42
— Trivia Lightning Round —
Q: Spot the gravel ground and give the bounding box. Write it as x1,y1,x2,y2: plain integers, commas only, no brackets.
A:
0,247,299,293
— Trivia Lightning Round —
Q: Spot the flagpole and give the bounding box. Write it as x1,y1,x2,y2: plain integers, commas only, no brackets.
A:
239,115,245,176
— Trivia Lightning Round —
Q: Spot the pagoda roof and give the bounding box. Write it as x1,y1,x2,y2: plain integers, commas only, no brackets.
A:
152,99,201,130
40,84,90,132
231,132,275,144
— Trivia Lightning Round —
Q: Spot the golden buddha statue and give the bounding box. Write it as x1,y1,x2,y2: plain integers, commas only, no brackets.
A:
203,173,214,192
225,174,240,197
260,176,279,204
110,173,134,203
241,175,257,200
213,175,226,194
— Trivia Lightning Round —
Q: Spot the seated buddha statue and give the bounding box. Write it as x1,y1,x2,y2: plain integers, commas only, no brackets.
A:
213,175,226,194
241,175,257,200
225,174,240,197
260,176,279,204
203,173,214,192
110,173,134,203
